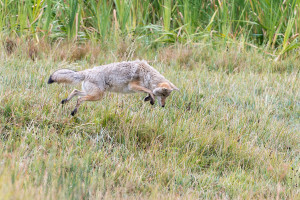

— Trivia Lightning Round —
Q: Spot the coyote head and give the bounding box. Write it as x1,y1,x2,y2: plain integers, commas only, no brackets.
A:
153,82,179,107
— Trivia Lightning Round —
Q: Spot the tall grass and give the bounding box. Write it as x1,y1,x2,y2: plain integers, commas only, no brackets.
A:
0,0,299,58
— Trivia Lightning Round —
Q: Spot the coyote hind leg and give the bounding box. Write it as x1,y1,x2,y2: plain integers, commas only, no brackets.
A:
71,92,104,116
61,89,86,104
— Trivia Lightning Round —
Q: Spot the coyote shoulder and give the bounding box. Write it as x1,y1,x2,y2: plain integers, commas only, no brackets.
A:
48,60,179,116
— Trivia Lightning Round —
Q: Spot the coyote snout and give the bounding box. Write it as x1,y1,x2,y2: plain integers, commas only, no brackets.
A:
48,60,179,116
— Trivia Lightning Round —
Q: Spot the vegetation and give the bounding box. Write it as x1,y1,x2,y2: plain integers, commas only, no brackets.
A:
0,0,299,199
0,41,299,199
0,0,300,59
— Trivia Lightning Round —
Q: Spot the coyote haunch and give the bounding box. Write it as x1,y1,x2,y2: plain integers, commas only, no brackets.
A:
48,60,179,116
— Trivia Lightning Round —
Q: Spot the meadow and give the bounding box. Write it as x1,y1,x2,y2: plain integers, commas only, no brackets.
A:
0,0,300,199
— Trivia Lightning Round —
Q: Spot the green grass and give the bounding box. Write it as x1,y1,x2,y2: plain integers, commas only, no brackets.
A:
1,0,299,198
0,0,300,58
0,42,299,199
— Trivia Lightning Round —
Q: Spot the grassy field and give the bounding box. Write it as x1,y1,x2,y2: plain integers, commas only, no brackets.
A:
0,41,299,199
0,0,299,199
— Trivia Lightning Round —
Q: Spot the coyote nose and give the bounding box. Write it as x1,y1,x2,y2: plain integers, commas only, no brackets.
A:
162,105,165,108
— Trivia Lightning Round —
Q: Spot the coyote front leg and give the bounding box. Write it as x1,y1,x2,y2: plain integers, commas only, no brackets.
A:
129,82,155,105
61,89,86,104
144,94,152,102
71,92,104,116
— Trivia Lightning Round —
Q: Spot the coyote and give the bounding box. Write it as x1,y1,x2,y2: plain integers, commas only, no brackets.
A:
48,60,179,116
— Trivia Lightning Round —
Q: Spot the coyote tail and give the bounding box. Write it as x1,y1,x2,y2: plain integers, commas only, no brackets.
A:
47,69,85,84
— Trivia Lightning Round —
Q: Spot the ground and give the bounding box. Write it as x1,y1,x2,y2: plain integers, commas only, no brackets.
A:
0,43,299,199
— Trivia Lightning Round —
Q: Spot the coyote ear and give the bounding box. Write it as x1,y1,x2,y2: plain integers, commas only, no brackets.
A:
172,86,179,91
169,82,179,91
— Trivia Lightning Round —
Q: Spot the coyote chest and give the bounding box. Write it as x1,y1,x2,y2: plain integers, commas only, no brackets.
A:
106,83,134,94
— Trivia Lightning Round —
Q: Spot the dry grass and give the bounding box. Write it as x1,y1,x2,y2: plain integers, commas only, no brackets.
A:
116,38,141,61
2,38,143,65
3,38,17,55
28,40,39,61
159,45,200,69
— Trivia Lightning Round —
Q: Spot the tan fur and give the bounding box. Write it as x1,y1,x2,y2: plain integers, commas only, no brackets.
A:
48,60,179,115
158,82,172,90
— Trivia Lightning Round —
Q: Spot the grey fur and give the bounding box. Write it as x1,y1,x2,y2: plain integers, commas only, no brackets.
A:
48,69,84,84
79,60,172,92
48,60,179,115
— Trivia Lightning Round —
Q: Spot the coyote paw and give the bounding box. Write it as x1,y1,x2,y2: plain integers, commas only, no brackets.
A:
61,99,68,104
71,108,77,116
144,94,154,105
144,95,151,101
150,99,155,105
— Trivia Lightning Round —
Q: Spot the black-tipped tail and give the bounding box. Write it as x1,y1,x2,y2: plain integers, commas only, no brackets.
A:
48,76,55,84
48,69,84,85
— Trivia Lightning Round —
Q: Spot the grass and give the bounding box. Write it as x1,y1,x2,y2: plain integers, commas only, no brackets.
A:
0,0,299,198
0,40,299,199
0,0,300,59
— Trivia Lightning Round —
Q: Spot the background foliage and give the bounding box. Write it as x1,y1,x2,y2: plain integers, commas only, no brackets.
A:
0,0,300,59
